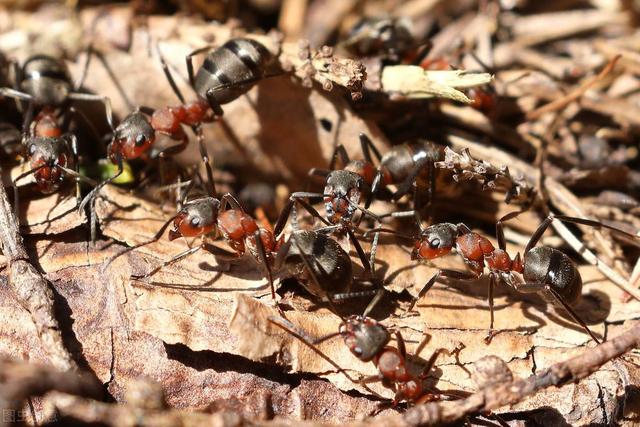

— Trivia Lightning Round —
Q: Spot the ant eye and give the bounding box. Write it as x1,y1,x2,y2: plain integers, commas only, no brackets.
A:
353,346,363,355
28,144,36,155
430,238,440,248
190,216,201,227
135,135,147,147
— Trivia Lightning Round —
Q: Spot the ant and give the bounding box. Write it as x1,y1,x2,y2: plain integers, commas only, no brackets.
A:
268,235,460,406
79,37,278,233
11,108,95,220
107,188,283,301
104,185,379,311
273,133,384,257
372,212,640,343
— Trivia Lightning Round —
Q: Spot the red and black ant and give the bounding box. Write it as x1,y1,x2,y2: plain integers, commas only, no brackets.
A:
372,212,640,343
268,235,460,406
104,184,382,311
11,108,95,221
273,133,384,265
79,37,279,231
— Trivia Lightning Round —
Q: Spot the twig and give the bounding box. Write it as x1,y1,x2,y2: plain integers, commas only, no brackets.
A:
444,135,640,301
0,357,102,427
434,147,535,206
20,322,640,427
0,171,76,371
526,55,621,120
388,321,640,427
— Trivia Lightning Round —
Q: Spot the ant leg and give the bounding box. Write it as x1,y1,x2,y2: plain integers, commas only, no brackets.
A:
363,227,415,241
485,273,496,343
12,166,44,221
516,282,602,344
205,89,224,116
68,134,82,207
220,192,244,211
21,101,35,134
346,227,372,276
395,330,407,359
267,316,383,397
185,45,214,88
377,209,417,220
102,215,176,272
0,87,32,104
418,348,444,381
495,210,528,251
155,133,190,159
68,92,114,131
86,45,135,111
359,133,382,163
414,332,432,359
156,43,186,104
74,42,93,92
252,229,276,301
289,193,332,226
362,230,385,318
365,170,382,209
390,158,428,201
194,124,217,197
546,286,602,344
524,216,554,254
407,269,477,313
79,156,123,214
273,198,295,238
553,214,640,240
329,144,350,170
132,245,202,280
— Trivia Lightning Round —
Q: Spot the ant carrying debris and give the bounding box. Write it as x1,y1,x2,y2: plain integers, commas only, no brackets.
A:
268,234,462,406
370,212,640,343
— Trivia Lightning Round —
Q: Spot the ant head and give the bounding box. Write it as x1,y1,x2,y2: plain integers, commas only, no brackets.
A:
324,170,364,222
339,315,390,362
169,197,220,241
412,223,458,260
25,136,70,193
109,112,155,161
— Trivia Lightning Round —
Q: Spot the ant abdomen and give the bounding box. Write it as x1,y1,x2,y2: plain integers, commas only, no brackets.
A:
523,246,582,304
194,38,272,105
381,140,444,184
277,230,353,297
20,55,73,106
